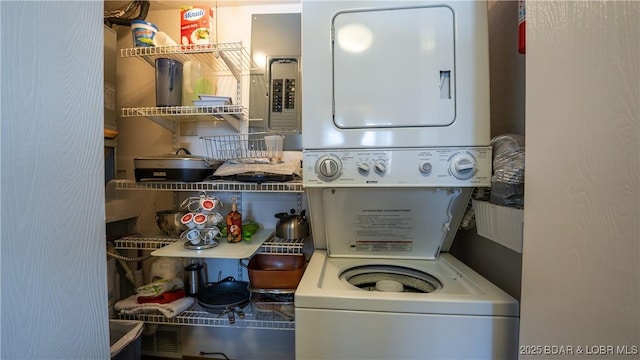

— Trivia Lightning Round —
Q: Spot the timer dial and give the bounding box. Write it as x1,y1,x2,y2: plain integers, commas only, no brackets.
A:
449,153,477,180
315,155,342,181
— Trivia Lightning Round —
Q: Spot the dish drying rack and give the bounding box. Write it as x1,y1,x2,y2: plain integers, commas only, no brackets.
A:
201,133,283,161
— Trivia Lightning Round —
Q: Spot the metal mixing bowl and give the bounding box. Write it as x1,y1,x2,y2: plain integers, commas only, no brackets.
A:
155,210,189,236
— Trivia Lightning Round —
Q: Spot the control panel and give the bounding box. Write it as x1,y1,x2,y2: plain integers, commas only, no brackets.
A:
303,147,492,187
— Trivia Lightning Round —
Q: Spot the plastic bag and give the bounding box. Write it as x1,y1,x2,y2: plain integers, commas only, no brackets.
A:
490,134,525,208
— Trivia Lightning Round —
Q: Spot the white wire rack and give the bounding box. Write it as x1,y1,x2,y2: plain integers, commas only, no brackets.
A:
119,42,259,73
114,234,304,255
121,104,246,119
114,236,177,250
119,41,259,132
118,308,294,330
200,133,284,161
113,237,303,330
259,238,305,254
119,105,252,132
113,179,304,193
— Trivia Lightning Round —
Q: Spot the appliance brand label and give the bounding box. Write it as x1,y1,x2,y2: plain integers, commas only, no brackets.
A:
183,8,205,21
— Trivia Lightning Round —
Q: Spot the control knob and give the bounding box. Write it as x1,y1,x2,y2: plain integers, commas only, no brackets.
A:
315,155,342,181
357,162,370,175
419,161,432,174
374,160,386,175
449,153,477,180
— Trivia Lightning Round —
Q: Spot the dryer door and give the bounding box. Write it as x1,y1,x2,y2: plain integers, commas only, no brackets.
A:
332,5,455,129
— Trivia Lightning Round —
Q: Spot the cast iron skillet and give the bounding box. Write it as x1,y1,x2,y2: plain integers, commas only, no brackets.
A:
197,276,250,312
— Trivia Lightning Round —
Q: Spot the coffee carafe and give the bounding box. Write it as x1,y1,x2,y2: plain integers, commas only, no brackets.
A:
155,58,183,107
184,259,207,296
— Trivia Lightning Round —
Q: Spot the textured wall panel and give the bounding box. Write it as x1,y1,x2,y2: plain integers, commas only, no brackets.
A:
520,1,640,357
0,1,109,359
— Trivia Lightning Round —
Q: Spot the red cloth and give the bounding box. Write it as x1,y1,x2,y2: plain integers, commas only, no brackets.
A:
137,288,185,304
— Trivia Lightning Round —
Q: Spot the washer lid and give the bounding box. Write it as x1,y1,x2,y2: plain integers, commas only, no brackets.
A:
322,187,466,259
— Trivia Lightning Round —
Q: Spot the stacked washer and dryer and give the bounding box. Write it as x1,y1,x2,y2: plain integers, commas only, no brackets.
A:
295,1,519,359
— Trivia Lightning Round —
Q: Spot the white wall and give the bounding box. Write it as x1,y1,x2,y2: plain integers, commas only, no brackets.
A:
520,1,640,357
0,1,109,359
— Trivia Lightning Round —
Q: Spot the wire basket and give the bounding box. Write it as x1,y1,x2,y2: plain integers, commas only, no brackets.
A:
200,133,284,161
250,293,294,321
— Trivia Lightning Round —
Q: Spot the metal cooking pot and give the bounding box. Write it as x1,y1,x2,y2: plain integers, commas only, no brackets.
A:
155,210,189,236
241,254,306,290
197,277,250,324
134,148,221,182
275,209,309,240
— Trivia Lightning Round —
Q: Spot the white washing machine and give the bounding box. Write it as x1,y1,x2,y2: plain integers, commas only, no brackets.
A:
297,1,518,358
295,186,520,359
296,251,519,359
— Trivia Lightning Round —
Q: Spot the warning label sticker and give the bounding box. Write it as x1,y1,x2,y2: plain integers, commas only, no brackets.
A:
352,208,415,251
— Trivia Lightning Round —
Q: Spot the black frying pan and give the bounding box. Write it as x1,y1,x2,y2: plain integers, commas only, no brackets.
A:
197,276,250,312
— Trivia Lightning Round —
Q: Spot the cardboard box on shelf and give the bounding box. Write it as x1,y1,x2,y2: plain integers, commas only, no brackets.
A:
180,5,216,45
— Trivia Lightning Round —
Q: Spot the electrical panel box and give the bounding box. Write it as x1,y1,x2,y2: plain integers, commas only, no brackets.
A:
249,13,301,150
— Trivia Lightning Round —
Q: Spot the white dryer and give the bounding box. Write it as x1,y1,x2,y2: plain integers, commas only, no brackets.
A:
301,0,491,150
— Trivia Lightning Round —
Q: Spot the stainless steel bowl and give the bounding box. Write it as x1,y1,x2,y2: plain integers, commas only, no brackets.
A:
155,210,189,236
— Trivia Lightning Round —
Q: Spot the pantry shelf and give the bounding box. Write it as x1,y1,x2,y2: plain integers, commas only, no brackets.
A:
117,309,294,331
120,42,259,74
114,236,176,251
115,234,305,256
120,106,256,133
113,179,304,193
120,42,259,132
121,104,247,118
150,229,273,259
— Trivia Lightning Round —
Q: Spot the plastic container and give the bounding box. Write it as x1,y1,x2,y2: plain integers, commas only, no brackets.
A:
109,319,143,360
131,20,158,47
155,58,183,107
264,135,284,163
182,61,215,105
251,293,294,321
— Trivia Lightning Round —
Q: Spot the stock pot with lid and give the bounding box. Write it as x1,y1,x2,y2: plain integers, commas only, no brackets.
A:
134,148,220,182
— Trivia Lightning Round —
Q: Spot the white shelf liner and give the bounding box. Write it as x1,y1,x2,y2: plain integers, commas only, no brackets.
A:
151,228,273,259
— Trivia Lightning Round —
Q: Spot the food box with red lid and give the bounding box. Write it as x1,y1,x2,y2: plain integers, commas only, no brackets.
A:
180,5,216,45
